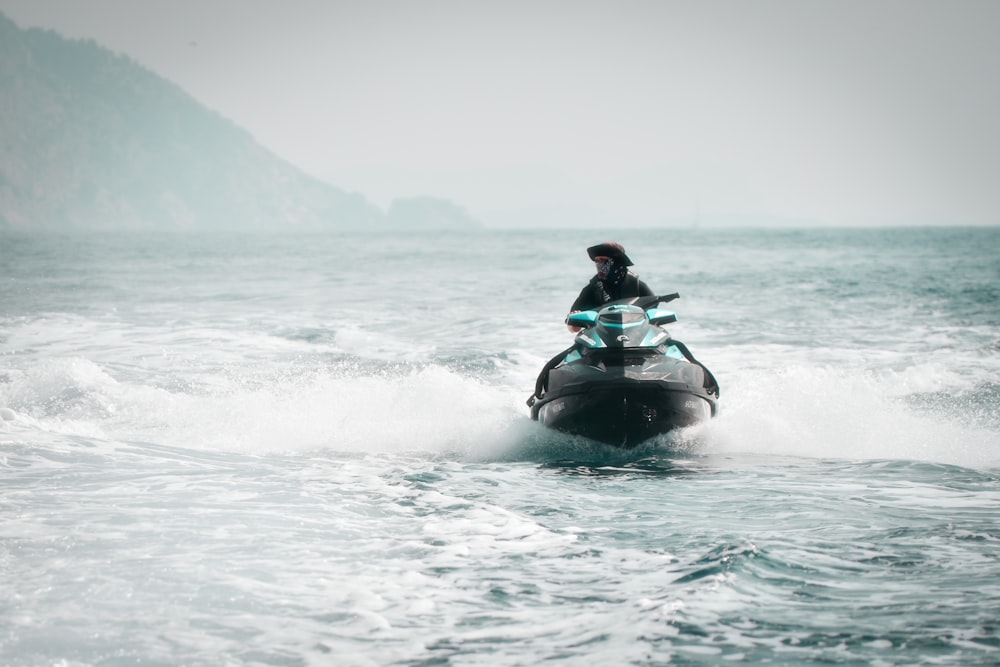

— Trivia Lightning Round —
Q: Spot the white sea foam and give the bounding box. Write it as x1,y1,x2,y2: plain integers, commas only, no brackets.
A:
697,363,1000,469
0,354,528,455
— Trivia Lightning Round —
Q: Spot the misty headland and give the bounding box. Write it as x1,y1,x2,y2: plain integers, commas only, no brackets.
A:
0,10,480,232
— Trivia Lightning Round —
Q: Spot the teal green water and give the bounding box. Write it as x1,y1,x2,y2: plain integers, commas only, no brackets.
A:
1,227,999,665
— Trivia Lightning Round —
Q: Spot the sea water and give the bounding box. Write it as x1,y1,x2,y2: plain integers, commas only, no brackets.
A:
1,227,998,666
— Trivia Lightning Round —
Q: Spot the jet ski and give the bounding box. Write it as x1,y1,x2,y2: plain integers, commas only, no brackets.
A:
527,294,719,447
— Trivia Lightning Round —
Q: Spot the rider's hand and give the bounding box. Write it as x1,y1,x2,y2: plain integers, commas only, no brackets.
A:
566,311,582,333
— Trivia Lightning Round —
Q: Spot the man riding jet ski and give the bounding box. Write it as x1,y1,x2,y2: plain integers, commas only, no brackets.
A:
568,241,653,325
527,293,719,447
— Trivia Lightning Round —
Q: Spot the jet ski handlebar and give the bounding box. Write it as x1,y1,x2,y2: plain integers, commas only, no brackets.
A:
565,294,680,327
616,293,680,309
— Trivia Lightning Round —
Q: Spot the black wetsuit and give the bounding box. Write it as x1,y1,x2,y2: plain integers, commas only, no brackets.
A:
570,272,654,312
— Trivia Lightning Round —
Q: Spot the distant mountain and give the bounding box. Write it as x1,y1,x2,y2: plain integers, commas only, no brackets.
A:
0,12,479,231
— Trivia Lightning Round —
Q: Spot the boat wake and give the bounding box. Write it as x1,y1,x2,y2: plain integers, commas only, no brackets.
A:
2,354,997,471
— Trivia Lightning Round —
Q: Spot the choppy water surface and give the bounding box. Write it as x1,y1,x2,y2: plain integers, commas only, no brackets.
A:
2,227,999,665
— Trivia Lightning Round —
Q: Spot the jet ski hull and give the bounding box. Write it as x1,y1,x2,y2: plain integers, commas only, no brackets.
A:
531,379,715,447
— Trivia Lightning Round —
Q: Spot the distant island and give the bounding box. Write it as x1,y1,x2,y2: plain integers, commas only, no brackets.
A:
0,11,480,231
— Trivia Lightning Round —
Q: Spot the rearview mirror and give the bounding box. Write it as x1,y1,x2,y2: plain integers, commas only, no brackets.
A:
565,311,598,328
646,308,677,326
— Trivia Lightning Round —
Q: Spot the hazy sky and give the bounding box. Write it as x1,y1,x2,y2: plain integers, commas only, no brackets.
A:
3,0,999,227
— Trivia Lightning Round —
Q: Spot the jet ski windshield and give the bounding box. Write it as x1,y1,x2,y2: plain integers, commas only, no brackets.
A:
598,307,646,327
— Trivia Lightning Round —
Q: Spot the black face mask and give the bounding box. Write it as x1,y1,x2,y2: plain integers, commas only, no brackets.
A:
598,258,629,286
